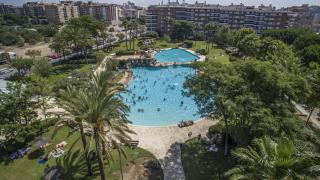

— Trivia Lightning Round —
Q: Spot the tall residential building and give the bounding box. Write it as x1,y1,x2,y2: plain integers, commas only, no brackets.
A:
283,4,320,32
23,2,45,17
122,1,146,19
146,2,290,34
0,3,15,15
75,1,122,24
44,2,79,24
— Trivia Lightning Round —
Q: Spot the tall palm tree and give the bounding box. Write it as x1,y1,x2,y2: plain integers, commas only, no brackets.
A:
57,87,93,176
204,22,218,51
72,70,133,180
131,20,139,50
121,19,130,50
225,136,320,179
127,20,134,50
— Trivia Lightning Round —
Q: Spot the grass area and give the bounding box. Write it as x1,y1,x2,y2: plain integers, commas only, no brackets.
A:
31,63,94,86
0,126,157,180
108,40,140,54
191,41,230,64
181,138,235,180
108,39,229,62
154,39,181,49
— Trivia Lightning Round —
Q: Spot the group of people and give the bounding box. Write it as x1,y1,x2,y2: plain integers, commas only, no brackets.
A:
121,68,194,114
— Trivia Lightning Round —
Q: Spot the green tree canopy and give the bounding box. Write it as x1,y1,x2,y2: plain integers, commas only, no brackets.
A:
171,20,195,40
225,136,320,179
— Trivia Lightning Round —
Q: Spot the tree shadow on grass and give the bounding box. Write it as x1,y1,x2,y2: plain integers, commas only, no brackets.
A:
0,155,12,166
28,149,45,160
52,137,99,180
180,138,235,180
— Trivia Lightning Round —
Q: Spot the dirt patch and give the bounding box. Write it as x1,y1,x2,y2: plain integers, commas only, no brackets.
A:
1,42,53,58
123,157,163,180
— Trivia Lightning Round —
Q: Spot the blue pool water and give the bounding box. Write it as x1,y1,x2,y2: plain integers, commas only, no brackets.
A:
120,48,201,126
154,48,199,63
121,66,200,126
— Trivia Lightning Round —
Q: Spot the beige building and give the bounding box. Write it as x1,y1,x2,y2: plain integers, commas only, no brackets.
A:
44,2,79,24
76,1,122,24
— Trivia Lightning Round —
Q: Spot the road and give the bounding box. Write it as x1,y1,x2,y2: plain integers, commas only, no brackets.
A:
51,38,118,65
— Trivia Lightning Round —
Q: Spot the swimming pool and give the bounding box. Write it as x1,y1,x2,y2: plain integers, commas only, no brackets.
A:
154,48,199,63
120,66,200,126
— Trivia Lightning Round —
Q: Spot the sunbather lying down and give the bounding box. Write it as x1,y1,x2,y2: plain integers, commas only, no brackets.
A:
55,141,67,148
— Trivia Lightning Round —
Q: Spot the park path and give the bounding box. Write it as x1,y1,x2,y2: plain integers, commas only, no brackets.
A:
128,119,217,180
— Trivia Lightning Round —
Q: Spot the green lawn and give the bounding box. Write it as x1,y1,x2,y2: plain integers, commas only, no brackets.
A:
191,41,230,64
154,39,181,49
30,63,94,87
107,40,140,54
0,126,157,180
181,138,235,180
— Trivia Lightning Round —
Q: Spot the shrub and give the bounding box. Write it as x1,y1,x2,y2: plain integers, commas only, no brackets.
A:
196,48,208,55
32,58,51,78
229,55,240,62
144,160,161,169
93,50,106,62
184,40,193,48
162,34,171,42
20,29,42,44
16,37,25,47
115,50,136,56
108,27,115,32
142,32,158,38
0,32,21,46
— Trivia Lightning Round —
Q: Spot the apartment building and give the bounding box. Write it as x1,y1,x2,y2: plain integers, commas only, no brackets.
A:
75,1,122,24
146,2,290,34
122,1,146,19
23,2,45,17
284,4,320,32
44,2,79,24
0,4,15,15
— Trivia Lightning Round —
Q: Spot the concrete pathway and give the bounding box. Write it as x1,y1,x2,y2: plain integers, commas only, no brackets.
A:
293,102,320,129
128,119,217,180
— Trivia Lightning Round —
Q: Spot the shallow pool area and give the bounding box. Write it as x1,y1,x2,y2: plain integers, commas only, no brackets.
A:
120,48,201,126
154,48,199,63
121,66,200,126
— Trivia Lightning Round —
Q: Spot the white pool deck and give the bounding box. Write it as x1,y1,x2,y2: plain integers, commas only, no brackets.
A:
128,118,217,180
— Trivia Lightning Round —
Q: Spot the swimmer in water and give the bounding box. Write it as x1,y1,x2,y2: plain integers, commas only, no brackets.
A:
157,108,160,112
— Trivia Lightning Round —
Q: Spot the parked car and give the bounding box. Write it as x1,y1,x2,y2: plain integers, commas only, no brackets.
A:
51,53,61,59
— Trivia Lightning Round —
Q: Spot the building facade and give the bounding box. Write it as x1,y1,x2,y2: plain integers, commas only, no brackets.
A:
0,4,15,15
121,1,146,19
44,2,79,24
284,4,320,32
23,2,45,17
75,1,122,24
146,2,290,34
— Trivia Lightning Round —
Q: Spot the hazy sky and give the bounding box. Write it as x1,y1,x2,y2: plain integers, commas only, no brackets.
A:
1,0,319,8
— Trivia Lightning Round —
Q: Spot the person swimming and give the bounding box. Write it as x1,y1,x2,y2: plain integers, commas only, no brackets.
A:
157,108,160,112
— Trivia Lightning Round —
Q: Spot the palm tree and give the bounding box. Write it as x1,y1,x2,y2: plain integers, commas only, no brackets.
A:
57,87,93,176
131,20,139,50
68,70,133,180
225,136,320,179
204,22,218,51
127,20,134,50
121,19,130,50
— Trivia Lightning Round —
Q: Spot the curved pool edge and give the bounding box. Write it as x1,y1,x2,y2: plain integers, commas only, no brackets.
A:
128,117,207,128
152,47,206,62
